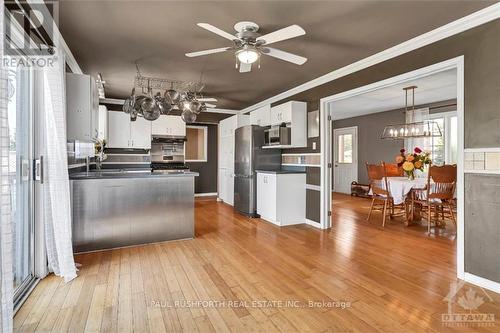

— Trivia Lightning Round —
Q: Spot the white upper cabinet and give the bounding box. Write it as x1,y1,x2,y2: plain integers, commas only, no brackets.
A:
66,73,99,141
270,101,305,125
130,117,152,149
151,115,186,136
107,111,152,149
107,111,130,148
219,114,250,137
268,101,307,148
97,105,108,141
250,104,271,127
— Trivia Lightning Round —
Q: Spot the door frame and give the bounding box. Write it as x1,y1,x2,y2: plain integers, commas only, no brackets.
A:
320,56,465,280
332,126,358,193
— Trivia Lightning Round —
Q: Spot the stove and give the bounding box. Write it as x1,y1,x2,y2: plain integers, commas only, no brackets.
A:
151,162,190,171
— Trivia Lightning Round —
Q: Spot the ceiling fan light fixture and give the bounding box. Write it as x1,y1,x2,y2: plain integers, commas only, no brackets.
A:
236,45,260,64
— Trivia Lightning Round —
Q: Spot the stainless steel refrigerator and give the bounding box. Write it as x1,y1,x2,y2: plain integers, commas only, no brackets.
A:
234,125,281,216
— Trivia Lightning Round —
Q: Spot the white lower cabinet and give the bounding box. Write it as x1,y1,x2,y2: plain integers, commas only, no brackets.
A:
218,168,234,206
257,172,306,226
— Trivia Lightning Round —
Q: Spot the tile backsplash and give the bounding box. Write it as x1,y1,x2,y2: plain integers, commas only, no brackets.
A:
465,150,500,172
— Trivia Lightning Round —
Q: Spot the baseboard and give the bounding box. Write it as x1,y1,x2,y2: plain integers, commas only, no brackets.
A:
194,192,218,197
305,218,322,228
464,273,500,293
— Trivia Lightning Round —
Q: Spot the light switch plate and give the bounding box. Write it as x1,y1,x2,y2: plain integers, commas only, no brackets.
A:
312,142,317,150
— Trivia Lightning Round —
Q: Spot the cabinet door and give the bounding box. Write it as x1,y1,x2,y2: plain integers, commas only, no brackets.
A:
250,105,270,127
107,111,131,148
168,116,186,136
90,76,99,140
151,115,169,135
97,105,108,141
66,73,91,141
130,117,152,149
257,173,276,222
218,168,226,201
225,169,234,205
270,105,284,125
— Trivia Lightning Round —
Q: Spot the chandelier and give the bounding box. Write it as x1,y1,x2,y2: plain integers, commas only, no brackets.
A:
122,64,215,123
381,86,442,140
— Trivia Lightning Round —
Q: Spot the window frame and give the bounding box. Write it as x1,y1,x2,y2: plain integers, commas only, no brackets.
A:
428,110,458,165
185,125,208,163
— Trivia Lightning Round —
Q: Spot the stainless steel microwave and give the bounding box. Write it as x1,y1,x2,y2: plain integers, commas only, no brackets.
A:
264,125,291,146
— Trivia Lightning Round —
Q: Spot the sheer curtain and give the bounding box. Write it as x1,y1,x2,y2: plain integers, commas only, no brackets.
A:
42,50,77,282
0,1,14,331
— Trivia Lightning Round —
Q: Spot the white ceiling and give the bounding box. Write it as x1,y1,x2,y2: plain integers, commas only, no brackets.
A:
331,69,457,120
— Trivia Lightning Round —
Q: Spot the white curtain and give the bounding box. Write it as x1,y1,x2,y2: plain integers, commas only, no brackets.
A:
405,107,430,152
42,50,77,282
0,1,14,331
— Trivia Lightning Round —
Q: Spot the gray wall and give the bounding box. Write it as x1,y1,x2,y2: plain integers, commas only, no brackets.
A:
270,19,500,283
333,100,457,184
333,109,404,184
186,124,218,194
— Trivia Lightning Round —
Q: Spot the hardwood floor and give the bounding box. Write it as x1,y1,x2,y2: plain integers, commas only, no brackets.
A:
15,196,499,332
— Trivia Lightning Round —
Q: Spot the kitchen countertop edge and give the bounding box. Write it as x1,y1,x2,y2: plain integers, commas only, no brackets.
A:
255,170,306,175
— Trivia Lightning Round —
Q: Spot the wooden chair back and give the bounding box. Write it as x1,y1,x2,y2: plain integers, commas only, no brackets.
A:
366,163,390,197
427,164,457,200
383,162,404,177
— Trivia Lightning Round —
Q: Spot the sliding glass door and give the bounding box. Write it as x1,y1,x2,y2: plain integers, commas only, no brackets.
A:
7,62,36,303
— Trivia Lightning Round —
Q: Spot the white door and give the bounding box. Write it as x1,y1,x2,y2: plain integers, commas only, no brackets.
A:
333,127,358,194
130,117,152,149
107,111,131,148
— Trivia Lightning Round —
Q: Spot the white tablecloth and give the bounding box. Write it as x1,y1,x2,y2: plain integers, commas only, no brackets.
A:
386,177,427,205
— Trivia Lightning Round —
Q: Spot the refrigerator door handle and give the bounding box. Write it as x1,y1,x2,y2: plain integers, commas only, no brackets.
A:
234,174,253,179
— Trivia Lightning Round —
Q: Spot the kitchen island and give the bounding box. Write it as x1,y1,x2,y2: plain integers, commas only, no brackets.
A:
70,170,198,252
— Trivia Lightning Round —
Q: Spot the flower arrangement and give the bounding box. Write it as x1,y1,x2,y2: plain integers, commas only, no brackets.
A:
395,147,431,180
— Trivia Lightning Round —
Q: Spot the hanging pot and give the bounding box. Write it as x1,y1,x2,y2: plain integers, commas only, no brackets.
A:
181,109,197,123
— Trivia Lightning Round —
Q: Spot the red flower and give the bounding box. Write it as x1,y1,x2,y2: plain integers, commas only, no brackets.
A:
400,148,406,153
414,147,422,153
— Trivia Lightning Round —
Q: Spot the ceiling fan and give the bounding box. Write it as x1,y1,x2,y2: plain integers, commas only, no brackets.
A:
185,21,307,73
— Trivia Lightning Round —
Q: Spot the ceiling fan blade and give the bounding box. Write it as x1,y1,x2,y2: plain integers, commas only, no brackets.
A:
197,97,217,102
263,47,307,65
197,23,237,41
256,24,305,45
205,103,217,108
239,62,252,73
185,47,231,57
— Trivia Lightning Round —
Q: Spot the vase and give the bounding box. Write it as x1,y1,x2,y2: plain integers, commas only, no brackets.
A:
406,171,415,180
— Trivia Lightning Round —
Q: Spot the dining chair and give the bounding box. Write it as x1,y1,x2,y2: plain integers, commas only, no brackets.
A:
413,164,457,234
383,162,404,177
366,162,407,228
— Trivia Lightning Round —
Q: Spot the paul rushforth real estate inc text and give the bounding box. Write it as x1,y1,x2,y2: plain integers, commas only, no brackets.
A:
150,299,352,309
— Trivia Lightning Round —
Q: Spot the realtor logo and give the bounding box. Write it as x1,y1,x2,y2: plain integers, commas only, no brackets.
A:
442,280,496,327
4,1,58,63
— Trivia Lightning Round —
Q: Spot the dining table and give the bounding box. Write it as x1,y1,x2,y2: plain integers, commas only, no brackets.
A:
385,176,428,226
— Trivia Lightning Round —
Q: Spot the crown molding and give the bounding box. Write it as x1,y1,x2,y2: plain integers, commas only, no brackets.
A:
240,3,500,113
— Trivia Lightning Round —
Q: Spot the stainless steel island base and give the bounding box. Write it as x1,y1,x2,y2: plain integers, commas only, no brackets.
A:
70,172,198,253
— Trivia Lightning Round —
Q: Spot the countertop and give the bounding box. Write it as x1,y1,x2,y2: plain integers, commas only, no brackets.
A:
255,170,306,174
70,170,199,180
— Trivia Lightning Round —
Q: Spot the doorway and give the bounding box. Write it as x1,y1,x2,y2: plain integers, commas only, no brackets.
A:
6,62,38,306
320,56,465,279
333,126,358,194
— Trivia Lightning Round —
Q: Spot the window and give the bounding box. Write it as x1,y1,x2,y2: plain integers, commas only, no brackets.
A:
413,112,457,165
185,126,208,162
337,134,353,163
